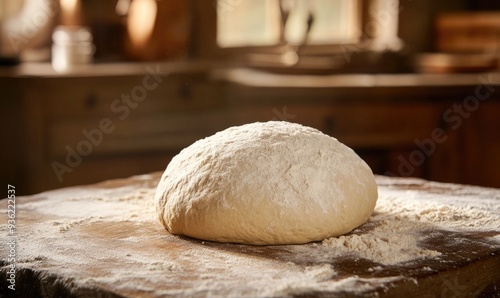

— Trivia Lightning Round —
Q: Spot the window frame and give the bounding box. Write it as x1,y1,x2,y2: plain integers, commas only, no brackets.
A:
190,0,400,63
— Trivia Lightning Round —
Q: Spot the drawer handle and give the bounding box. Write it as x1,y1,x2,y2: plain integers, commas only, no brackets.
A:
179,83,192,100
85,93,98,109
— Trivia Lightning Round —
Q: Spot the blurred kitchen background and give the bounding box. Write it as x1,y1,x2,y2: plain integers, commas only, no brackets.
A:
1,0,500,195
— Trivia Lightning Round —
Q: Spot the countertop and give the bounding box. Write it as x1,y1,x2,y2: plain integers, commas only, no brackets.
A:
1,61,500,90
0,173,499,297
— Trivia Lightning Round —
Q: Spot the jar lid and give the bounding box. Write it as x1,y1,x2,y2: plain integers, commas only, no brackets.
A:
52,26,93,43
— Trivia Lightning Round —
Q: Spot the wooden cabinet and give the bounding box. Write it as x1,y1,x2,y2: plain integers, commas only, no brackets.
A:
222,70,500,188
1,65,499,194
2,65,227,194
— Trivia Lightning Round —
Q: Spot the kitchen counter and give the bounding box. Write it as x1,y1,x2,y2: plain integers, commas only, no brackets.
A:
0,61,219,78
1,173,499,297
2,61,500,88
216,67,500,89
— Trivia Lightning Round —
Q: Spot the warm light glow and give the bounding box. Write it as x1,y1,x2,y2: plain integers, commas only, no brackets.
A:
60,0,78,13
127,0,157,49
60,0,81,26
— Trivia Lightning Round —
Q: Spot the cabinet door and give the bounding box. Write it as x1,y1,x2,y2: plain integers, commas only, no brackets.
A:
463,101,500,188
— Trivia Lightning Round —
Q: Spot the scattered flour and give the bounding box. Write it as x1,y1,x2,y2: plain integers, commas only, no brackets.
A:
322,186,500,265
3,174,499,297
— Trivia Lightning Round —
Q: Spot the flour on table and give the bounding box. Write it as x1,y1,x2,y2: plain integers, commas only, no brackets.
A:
4,173,499,298
321,181,500,265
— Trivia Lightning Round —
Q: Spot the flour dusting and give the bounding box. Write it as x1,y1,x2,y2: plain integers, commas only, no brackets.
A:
321,182,500,265
2,173,499,297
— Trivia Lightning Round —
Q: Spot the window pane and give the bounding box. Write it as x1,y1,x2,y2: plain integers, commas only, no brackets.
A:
306,0,360,44
217,0,360,48
217,0,280,47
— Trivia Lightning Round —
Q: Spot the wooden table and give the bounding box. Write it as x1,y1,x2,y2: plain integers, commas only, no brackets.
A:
1,173,499,297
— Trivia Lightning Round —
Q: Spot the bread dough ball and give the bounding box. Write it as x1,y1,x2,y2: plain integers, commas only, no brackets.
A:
154,121,378,245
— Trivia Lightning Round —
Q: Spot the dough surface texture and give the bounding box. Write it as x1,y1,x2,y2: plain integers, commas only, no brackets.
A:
154,121,378,245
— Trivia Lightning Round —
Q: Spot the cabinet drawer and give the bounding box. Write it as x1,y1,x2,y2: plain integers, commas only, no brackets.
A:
37,76,223,119
47,109,228,158
227,102,444,148
315,103,443,148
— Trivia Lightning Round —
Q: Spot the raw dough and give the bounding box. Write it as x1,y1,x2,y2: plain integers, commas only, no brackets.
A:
154,121,378,245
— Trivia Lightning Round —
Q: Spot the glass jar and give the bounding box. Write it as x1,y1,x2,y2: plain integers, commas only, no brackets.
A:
51,25,95,71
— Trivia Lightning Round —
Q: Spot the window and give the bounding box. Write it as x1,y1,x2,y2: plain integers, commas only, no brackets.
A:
217,0,361,48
